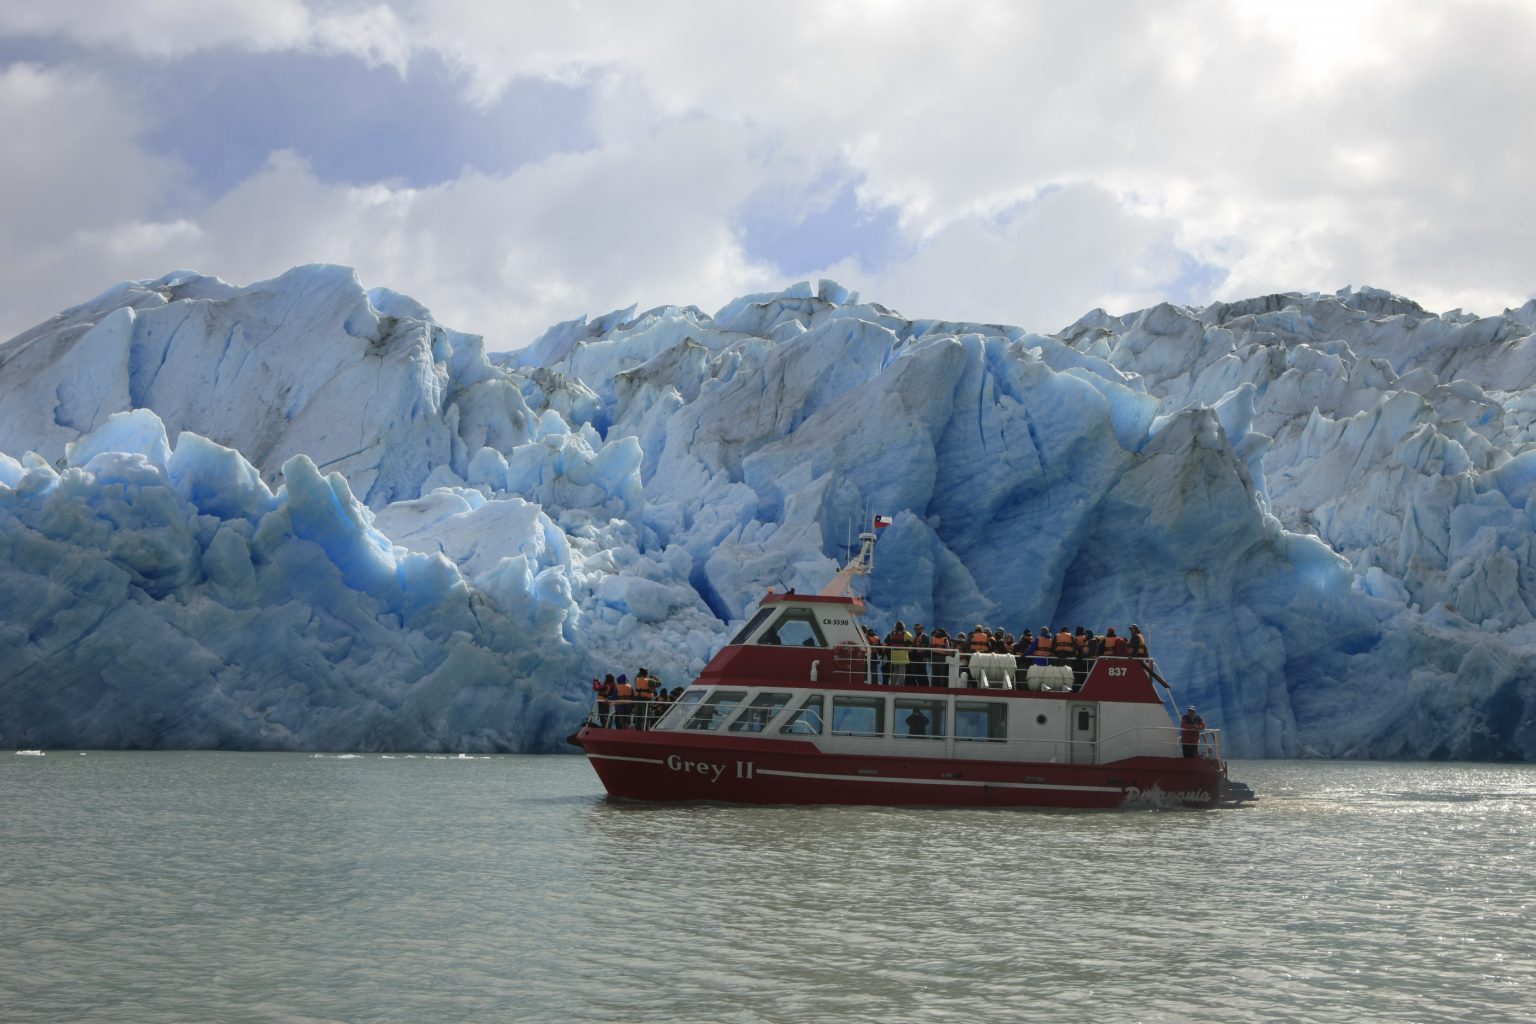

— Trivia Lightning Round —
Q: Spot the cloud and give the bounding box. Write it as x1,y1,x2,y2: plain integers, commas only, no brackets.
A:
0,64,198,327
42,122,781,349
818,183,1203,332
1,0,1532,347
0,0,409,67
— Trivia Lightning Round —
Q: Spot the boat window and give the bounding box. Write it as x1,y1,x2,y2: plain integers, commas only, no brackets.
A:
895,698,946,739
729,692,793,733
684,690,747,731
955,700,1008,741
654,689,703,729
778,694,825,735
831,695,885,737
728,608,777,646
758,608,828,648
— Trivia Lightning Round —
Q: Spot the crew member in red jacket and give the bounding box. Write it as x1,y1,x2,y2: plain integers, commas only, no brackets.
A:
1180,706,1205,758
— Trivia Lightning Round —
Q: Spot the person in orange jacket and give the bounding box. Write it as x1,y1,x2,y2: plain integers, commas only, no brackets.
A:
614,674,635,728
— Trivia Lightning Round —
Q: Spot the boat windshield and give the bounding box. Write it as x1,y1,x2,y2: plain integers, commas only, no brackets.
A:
762,609,827,647
684,690,748,731
727,608,776,645
654,689,704,729
778,694,824,735
728,692,793,733
726,606,830,648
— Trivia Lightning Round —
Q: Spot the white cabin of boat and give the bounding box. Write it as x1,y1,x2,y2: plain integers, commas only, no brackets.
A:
616,587,1217,766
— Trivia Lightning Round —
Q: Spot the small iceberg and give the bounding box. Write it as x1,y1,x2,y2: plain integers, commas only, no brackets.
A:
15,750,44,756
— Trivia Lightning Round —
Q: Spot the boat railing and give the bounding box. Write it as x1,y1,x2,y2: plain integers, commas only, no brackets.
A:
831,642,875,685
584,699,680,731
1094,725,1223,762
848,650,1168,690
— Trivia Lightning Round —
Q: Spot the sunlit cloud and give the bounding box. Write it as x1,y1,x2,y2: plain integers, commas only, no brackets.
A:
0,0,1532,346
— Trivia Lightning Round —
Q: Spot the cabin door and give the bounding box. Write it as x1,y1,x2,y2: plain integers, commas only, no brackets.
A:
1068,703,1098,764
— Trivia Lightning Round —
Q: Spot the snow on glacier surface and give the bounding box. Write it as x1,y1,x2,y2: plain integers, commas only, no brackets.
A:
3,266,1536,758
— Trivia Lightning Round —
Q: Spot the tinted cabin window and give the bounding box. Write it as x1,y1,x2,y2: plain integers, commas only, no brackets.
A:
831,696,885,737
895,698,946,739
955,701,1007,741
779,694,825,735
684,690,747,731
728,608,776,646
758,608,827,648
729,692,793,733
656,689,703,729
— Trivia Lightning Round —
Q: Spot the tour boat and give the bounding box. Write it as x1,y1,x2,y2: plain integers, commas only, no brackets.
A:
573,529,1254,809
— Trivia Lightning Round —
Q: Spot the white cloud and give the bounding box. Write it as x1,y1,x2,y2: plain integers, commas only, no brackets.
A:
24,124,781,349
821,183,1192,332
1,0,1532,345
0,0,315,56
0,1,411,70
358,0,1536,319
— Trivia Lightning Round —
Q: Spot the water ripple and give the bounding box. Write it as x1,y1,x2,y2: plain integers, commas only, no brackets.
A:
2,755,1534,1022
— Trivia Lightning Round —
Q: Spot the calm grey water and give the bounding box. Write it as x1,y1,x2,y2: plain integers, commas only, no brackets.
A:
2,752,1533,1024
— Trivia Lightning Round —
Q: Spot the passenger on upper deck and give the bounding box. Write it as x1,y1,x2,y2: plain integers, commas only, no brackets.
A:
1053,627,1074,666
649,681,671,723
866,625,887,682
911,624,930,686
613,674,634,728
632,669,656,727
592,675,612,726
1015,629,1034,657
885,622,912,686
1103,627,1127,655
1033,626,1053,665
1070,627,1091,687
1127,625,1150,659
969,624,990,652
929,628,950,687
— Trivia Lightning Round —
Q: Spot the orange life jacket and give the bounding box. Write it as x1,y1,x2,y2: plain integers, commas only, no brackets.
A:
1054,630,1074,654
1128,635,1149,658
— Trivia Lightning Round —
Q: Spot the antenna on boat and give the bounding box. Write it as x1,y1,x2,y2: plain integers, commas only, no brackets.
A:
820,513,888,597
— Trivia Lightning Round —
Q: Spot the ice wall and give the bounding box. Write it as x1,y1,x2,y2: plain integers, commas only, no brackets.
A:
3,267,1535,758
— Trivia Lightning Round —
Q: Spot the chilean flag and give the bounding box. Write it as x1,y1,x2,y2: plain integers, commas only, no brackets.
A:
873,514,893,529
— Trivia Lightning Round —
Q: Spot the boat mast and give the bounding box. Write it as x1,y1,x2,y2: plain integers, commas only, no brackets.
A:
819,529,879,597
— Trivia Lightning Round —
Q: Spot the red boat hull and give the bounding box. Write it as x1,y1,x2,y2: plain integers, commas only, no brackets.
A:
577,726,1226,809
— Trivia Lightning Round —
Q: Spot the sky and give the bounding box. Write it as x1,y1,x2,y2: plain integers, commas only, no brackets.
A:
1,0,1533,351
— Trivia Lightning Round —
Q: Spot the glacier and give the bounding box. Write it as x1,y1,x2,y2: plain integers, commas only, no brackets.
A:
2,266,1535,758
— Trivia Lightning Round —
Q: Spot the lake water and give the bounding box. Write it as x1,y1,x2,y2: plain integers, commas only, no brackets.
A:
3,753,1534,1024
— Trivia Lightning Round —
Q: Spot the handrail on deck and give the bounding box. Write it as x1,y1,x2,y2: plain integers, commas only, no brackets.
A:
585,699,678,731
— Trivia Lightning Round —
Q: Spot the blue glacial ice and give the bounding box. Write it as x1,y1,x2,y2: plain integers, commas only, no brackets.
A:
3,267,1536,758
